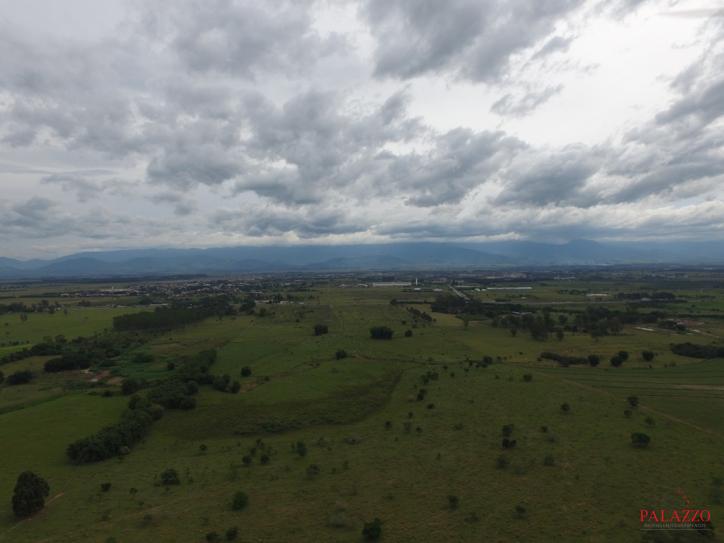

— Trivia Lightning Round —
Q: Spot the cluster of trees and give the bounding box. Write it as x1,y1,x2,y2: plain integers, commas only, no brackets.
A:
66,349,219,463
615,291,676,301
212,374,241,394
405,307,432,323
1,339,63,364
370,326,394,340
540,352,593,367
671,342,724,359
147,380,198,409
44,352,92,373
113,296,236,331
67,403,161,463
0,300,62,315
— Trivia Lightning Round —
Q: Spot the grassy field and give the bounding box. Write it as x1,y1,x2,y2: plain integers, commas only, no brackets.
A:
0,280,723,542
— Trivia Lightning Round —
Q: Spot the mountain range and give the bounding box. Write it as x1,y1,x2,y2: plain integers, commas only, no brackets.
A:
1,240,724,279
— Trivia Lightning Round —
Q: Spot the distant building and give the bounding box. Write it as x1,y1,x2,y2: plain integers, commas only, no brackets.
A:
372,282,411,287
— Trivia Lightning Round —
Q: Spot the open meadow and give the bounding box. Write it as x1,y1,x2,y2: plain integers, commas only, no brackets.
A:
1,274,723,542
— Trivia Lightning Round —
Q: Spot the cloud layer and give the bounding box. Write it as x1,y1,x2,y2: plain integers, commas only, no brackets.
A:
0,0,722,258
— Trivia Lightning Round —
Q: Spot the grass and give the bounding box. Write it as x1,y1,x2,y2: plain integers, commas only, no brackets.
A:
0,281,723,541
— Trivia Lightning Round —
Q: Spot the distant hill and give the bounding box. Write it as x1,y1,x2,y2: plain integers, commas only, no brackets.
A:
2,239,724,279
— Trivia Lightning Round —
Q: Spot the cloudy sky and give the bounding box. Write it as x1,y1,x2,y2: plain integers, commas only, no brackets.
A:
1,0,723,258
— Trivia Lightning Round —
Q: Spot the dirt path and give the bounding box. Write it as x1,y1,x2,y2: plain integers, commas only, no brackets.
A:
552,375,724,439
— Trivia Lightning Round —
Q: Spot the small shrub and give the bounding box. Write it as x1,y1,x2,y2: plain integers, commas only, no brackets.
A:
631,432,651,448
501,424,514,437
522,373,533,382
560,402,571,413
335,349,347,360
159,468,180,486
295,441,307,457
242,455,252,467
231,491,248,511
624,409,632,418
514,504,527,519
225,527,239,541
645,416,655,427
495,456,509,470
404,329,413,337
205,532,220,543
314,324,328,336
627,396,639,408
543,454,555,466
448,495,459,510
240,367,252,378
362,518,382,541
100,482,112,492
306,464,320,478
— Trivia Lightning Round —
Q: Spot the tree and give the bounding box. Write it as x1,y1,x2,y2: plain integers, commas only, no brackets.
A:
404,329,413,337
12,471,50,518
618,350,629,361
560,402,571,413
121,378,141,395
231,491,248,511
362,518,382,541
631,432,651,448
627,396,639,408
610,355,623,367
641,350,655,362
587,354,600,367
225,527,239,541
314,324,328,336
0,370,4,384
240,366,252,378
335,349,347,360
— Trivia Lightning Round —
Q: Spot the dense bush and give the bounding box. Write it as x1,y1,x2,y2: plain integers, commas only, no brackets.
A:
641,350,655,362
44,352,92,372
147,380,197,409
6,370,33,385
631,432,651,448
66,406,158,463
362,518,382,541
671,342,724,359
12,471,50,518
540,352,587,366
113,297,235,331
370,326,394,340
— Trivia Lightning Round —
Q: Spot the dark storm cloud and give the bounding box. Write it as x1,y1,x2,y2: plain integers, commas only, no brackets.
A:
364,0,584,81
212,205,366,238
142,0,343,77
379,128,526,207
495,146,602,206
